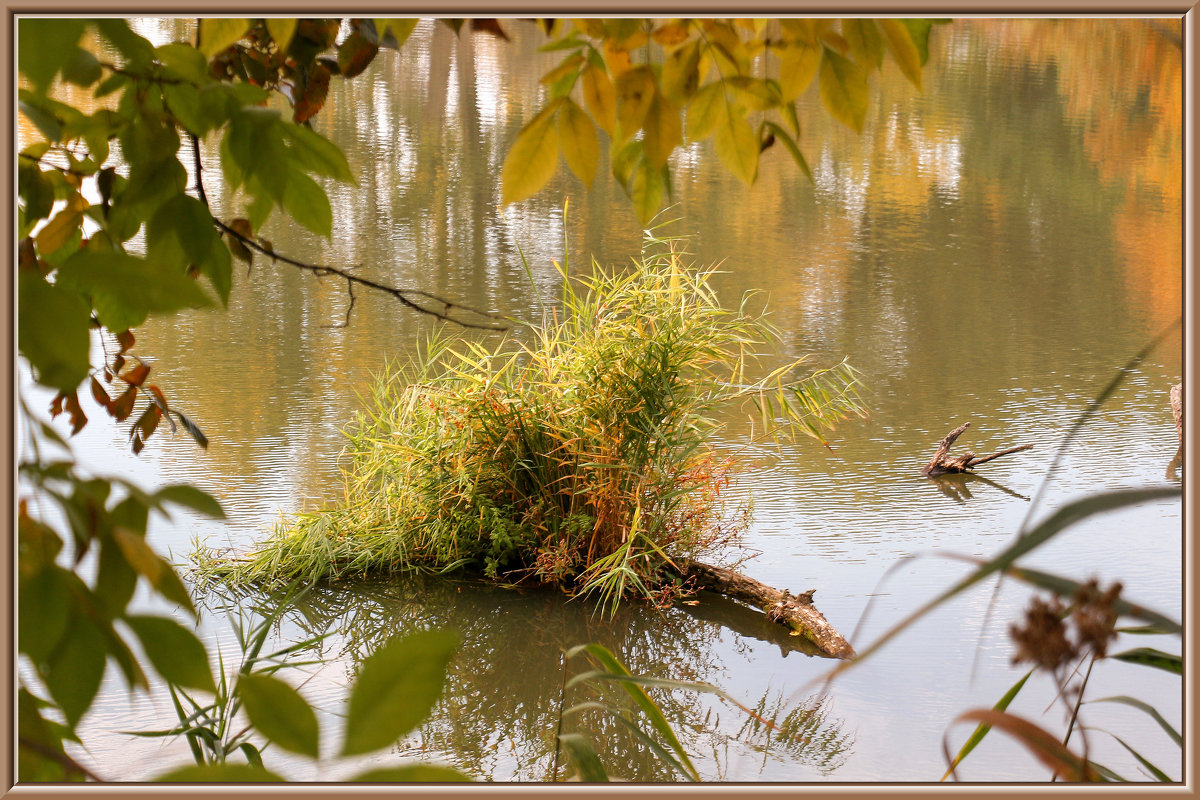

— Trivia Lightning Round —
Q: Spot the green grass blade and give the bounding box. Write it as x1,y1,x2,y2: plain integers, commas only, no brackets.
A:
1109,648,1182,675
941,669,1034,781
1088,696,1181,747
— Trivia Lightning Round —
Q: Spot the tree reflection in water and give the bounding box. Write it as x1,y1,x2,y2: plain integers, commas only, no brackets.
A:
199,575,854,781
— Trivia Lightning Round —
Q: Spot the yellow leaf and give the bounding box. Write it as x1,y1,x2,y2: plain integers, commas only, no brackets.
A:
726,76,777,111
631,158,664,225
879,19,922,90
777,41,821,102
642,91,681,170
781,19,821,45
581,65,616,136
704,22,751,75
602,39,633,76
818,46,868,132
265,19,296,51
842,19,883,71
577,19,607,39
685,81,725,143
651,20,691,47
376,19,418,48
557,99,598,186
661,39,701,103
500,102,561,205
713,106,758,185
198,18,250,58
35,193,86,255
615,66,655,143
540,52,585,86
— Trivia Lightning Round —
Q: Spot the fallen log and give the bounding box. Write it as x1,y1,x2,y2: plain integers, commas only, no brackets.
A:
679,560,856,659
921,422,1032,477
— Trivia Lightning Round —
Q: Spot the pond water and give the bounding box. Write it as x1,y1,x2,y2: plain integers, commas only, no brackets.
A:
23,17,1184,783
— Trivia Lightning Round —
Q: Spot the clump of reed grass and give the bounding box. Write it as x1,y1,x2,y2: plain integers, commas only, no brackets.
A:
198,231,866,612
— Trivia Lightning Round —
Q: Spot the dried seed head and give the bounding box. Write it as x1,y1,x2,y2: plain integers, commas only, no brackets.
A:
1011,595,1077,672
1072,579,1123,659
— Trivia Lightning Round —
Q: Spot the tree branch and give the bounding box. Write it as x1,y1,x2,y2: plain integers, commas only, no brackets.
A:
190,133,509,331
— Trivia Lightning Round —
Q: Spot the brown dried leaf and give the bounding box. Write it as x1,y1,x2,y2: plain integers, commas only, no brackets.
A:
120,360,150,387
293,62,331,123
90,376,112,410
111,386,137,422
63,392,88,434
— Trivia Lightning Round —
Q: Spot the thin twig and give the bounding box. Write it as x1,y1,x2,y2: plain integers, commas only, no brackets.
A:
189,133,509,331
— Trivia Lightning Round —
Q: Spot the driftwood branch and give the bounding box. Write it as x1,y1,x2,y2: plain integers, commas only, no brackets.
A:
680,560,855,659
191,134,509,332
921,422,1032,477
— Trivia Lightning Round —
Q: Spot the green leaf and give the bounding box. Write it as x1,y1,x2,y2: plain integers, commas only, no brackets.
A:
95,19,156,69
558,734,610,782
18,19,86,94
777,41,821,102
156,764,284,782
879,19,923,90
148,193,215,270
56,250,212,333
19,163,56,224
340,629,459,756
238,673,320,758
199,234,233,305
819,46,869,131
1111,647,1182,675
61,47,102,88
500,103,561,205
19,566,71,664
614,66,656,143
713,104,758,185
17,270,92,392
95,534,139,619
282,171,333,237
19,100,63,143
556,99,598,187
156,484,225,519
641,91,681,170
198,18,250,58
351,764,472,782
155,43,209,84
265,19,298,51
125,615,215,693
282,123,355,183
111,528,196,615
45,612,108,727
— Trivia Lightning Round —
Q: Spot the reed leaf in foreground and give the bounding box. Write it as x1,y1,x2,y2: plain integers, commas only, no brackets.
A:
197,232,865,611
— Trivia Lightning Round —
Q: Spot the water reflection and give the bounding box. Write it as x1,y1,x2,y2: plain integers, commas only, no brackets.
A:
44,17,1182,782
201,578,851,781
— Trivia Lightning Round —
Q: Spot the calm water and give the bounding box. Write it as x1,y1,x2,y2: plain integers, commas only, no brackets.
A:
22,18,1183,782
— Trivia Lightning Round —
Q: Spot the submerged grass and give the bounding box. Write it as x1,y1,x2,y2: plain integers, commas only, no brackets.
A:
197,231,866,610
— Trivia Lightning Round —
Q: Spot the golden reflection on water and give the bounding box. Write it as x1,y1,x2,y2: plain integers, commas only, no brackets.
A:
20,17,1183,782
